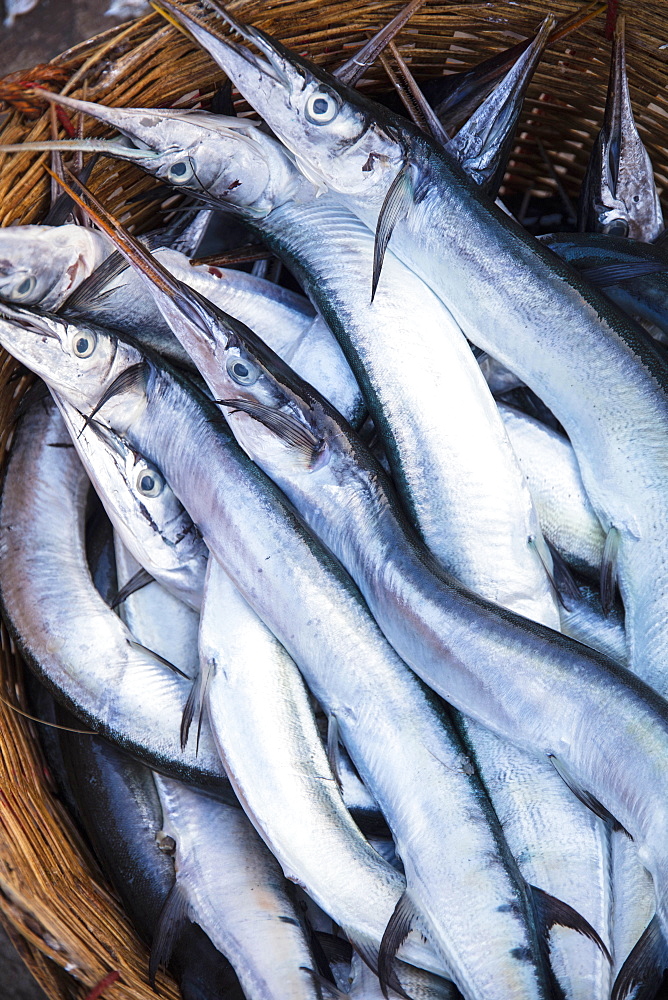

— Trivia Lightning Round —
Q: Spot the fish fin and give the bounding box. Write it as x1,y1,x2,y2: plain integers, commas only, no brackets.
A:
529,535,575,611
301,967,347,999
530,885,611,961
63,234,168,313
600,526,621,616
334,0,426,87
372,163,413,302
612,916,668,1000
149,882,190,987
545,540,583,607
180,658,213,753
378,893,419,999
82,362,149,436
547,754,626,833
110,567,154,609
128,639,191,681
582,260,668,287
326,713,343,791
216,397,323,463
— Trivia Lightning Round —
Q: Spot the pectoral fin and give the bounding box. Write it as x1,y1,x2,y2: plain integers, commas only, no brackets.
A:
600,526,621,616
612,916,668,1000
149,882,191,987
217,397,323,464
377,892,419,999
548,753,626,833
582,260,668,286
82,362,149,435
372,163,413,302
110,567,154,609
180,658,214,754
530,884,611,961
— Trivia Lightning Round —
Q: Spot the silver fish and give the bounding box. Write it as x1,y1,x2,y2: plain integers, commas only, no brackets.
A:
56,397,208,610
0,393,230,791
153,774,322,1000
168,0,668,706
0,302,564,998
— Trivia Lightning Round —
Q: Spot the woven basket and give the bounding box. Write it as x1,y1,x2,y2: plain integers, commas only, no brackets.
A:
0,1,666,996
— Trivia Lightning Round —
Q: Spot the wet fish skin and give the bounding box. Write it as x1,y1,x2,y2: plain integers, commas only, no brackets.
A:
55,396,208,610
0,393,232,792
498,403,605,582
200,556,413,966
54,705,244,1000
153,774,323,1000
0,307,564,996
175,1,668,704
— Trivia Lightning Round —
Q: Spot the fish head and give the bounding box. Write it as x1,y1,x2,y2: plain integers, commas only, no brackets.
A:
0,224,108,310
84,413,198,550
0,93,312,216
157,0,406,197
582,16,663,241
0,301,144,416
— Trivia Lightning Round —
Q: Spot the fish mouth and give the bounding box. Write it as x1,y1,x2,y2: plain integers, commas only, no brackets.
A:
0,301,62,340
154,0,292,88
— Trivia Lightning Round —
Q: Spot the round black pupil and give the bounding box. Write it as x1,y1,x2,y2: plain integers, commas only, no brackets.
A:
17,279,31,294
313,97,329,115
234,362,249,379
141,474,155,492
172,162,188,176
76,337,89,354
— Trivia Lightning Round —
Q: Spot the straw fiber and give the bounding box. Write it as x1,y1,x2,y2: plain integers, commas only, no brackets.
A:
0,1,666,996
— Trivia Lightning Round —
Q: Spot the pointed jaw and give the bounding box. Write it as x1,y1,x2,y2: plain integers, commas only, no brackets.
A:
0,301,68,380
0,92,164,164
153,0,304,135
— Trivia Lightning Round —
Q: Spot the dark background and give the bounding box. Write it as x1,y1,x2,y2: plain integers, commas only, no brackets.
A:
3,0,121,76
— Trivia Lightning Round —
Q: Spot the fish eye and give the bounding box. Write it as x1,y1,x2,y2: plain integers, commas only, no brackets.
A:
10,275,36,300
136,464,164,497
71,329,97,358
226,354,260,386
305,90,339,126
167,159,195,183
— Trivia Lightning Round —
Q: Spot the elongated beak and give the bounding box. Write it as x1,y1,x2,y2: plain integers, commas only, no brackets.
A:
603,15,631,197
154,0,289,86
0,92,163,160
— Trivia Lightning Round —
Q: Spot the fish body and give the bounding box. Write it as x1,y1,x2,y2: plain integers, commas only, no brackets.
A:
0,393,231,791
55,713,244,1000
200,556,412,961
174,3,668,700
0,308,565,996
56,396,208,610
154,774,322,1000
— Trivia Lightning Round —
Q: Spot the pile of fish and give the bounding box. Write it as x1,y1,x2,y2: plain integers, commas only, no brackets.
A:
1,1,668,998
